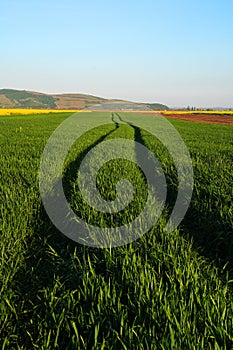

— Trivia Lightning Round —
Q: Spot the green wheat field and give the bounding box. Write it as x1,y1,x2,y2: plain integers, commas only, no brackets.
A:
1,112,233,349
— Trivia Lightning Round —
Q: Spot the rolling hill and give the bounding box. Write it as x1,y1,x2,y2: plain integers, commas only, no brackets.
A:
0,89,169,110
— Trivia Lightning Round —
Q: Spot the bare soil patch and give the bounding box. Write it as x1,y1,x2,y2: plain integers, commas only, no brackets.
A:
157,113,233,125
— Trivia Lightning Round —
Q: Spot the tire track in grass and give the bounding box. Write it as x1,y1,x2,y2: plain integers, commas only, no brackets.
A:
63,113,120,200
115,112,178,228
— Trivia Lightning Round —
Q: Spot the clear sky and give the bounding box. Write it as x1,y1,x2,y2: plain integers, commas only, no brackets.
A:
1,0,233,107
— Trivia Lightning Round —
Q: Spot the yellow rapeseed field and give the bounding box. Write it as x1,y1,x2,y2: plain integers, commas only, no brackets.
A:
0,109,83,116
1,108,232,116
161,110,233,115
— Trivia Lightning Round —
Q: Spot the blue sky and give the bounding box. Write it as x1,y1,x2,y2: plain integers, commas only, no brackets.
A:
1,0,233,107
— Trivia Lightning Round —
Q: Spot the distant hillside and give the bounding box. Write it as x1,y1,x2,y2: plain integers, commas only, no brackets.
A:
0,89,168,110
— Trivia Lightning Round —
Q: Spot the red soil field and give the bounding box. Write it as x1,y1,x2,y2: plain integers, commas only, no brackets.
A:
159,113,233,126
